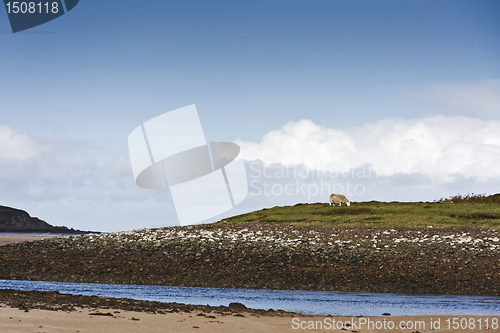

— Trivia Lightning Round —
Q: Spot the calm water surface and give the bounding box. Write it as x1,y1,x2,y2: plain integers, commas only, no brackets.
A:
1,279,499,316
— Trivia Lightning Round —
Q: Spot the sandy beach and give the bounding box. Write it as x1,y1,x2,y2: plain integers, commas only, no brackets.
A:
1,306,292,333
1,306,498,333
0,234,62,246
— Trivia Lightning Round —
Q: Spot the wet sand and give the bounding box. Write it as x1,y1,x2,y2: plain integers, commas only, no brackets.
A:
0,307,498,333
0,234,62,246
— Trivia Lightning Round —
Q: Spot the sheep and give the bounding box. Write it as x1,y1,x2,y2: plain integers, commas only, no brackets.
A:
330,194,350,206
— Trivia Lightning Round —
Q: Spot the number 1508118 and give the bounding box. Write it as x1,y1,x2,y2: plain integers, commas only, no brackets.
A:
5,2,59,14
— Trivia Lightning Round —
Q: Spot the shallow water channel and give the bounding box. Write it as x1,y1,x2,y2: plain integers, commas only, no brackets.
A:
1,279,499,316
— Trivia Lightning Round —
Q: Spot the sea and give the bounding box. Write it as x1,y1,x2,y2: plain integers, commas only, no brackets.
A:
1,279,499,316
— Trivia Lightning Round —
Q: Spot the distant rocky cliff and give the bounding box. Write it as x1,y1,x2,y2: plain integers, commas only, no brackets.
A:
0,205,90,233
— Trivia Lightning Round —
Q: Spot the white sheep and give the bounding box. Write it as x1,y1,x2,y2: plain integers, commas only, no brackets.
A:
330,194,350,206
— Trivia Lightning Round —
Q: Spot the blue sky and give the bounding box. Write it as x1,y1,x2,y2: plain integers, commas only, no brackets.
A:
1,1,499,231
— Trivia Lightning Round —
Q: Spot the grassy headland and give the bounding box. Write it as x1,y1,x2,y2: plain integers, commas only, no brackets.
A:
217,194,500,229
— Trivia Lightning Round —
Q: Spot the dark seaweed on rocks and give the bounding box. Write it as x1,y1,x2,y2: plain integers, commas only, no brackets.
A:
0,223,499,296
0,289,290,316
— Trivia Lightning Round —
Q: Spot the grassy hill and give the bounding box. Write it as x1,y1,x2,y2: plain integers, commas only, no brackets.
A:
217,193,500,229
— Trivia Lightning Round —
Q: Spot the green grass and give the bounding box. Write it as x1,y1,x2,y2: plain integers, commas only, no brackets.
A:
216,200,500,229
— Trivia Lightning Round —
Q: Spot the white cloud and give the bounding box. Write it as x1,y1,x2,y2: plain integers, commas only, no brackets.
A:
0,125,44,159
236,115,500,181
432,79,500,119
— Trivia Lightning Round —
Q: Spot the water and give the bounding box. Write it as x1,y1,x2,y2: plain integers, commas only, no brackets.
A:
1,279,499,316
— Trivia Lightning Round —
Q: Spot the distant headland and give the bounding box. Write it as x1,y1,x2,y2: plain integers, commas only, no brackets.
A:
0,205,97,234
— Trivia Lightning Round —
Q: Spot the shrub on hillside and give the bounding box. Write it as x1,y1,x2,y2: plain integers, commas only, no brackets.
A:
435,193,500,204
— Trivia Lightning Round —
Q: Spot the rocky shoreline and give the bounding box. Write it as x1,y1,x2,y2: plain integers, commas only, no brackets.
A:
0,223,499,296
0,289,290,317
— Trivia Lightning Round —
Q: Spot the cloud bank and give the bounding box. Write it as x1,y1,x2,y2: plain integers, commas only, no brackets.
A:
236,115,500,181
0,125,43,159
2,113,500,232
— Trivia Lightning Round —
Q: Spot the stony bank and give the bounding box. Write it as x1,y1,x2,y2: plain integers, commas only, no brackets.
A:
1,223,499,296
